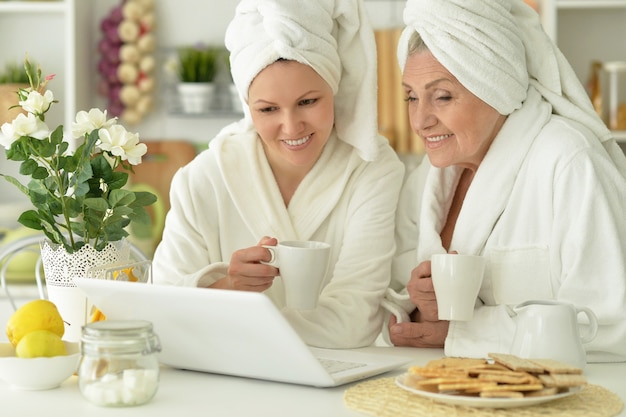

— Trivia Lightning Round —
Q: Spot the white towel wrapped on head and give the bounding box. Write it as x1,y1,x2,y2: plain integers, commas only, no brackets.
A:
397,0,626,177
225,0,380,161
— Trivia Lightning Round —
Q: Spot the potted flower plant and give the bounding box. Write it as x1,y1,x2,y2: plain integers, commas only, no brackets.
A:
174,44,221,113
0,59,157,340
0,59,156,253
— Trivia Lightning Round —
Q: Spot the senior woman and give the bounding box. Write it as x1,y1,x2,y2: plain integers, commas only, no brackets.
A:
384,0,626,363
152,0,404,349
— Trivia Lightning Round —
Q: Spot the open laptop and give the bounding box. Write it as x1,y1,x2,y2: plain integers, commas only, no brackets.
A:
73,277,412,387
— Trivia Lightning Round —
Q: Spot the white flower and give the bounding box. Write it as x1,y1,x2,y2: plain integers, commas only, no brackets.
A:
0,122,15,149
103,208,114,222
19,90,54,115
98,124,147,165
0,113,49,149
99,178,108,193
71,108,117,138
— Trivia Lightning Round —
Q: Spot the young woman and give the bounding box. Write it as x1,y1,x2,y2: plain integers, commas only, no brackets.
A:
152,0,404,349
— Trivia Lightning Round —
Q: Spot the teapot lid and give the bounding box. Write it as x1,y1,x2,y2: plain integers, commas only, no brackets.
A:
513,299,578,315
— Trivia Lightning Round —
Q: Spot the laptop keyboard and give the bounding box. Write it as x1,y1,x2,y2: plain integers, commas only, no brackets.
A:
317,357,367,374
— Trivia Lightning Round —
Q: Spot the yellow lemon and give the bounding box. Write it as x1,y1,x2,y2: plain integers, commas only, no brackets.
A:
6,299,65,347
15,329,67,358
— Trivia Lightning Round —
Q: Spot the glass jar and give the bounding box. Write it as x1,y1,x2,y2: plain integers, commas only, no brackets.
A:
602,61,626,131
78,320,162,407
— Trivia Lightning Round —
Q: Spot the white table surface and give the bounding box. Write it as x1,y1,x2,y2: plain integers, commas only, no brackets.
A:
1,286,625,416
0,345,624,417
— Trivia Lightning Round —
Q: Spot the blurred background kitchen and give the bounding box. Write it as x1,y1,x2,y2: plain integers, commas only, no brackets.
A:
0,0,625,263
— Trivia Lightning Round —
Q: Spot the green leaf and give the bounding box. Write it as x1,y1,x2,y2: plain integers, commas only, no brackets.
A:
6,147,26,162
28,177,47,191
19,159,38,176
40,223,66,249
109,188,135,207
83,197,109,212
37,137,57,158
103,227,128,243
69,220,86,236
73,181,90,198
29,192,47,208
111,206,133,217
17,210,43,230
83,129,100,154
90,154,113,176
73,156,94,185
0,174,30,196
83,214,104,233
128,206,152,225
50,125,64,143
60,154,77,173
31,166,49,180
65,197,83,218
131,190,158,207
108,172,128,191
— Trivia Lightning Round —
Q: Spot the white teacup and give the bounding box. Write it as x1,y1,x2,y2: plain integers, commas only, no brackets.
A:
262,241,331,310
431,254,486,321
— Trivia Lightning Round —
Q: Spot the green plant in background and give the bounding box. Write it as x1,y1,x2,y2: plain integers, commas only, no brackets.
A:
176,44,222,83
0,61,33,84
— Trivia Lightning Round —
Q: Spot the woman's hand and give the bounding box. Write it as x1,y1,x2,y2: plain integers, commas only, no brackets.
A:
407,260,439,321
212,236,279,291
388,314,449,348
387,260,449,347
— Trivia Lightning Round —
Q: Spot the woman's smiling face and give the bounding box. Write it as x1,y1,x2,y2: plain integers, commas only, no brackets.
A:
248,60,334,174
402,51,507,171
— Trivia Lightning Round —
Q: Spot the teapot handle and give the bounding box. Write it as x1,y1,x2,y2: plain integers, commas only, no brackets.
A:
576,306,599,344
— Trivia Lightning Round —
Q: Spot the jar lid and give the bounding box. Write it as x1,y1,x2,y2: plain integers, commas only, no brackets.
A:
603,61,626,73
81,320,161,355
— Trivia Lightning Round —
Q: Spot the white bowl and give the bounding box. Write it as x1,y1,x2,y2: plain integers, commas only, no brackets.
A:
0,341,80,390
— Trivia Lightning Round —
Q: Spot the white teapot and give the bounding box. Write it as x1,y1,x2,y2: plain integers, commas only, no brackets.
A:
510,300,598,369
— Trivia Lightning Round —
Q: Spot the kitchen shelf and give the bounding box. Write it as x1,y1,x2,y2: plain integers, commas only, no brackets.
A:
540,0,626,148
167,109,243,119
556,0,626,9
0,1,65,13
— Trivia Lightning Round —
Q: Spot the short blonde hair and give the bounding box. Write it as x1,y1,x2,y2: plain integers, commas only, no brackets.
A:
408,31,428,56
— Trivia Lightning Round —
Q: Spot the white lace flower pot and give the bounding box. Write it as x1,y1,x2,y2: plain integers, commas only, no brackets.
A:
40,239,130,342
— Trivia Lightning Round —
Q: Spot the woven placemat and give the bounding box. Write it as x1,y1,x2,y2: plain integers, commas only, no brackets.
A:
344,377,624,417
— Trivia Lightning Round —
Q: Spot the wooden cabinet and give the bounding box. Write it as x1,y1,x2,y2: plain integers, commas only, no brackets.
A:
540,0,626,143
0,0,93,135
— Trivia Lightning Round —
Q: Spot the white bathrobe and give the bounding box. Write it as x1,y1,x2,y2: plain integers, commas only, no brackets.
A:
153,129,404,349
389,88,626,362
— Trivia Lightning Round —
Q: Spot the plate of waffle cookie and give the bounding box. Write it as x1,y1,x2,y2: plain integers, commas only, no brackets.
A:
395,353,586,409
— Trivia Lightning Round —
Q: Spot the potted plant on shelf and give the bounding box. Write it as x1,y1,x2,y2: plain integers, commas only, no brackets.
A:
174,44,221,114
0,60,32,126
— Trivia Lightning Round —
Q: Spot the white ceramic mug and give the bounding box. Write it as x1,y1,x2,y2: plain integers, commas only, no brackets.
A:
262,241,331,310
431,254,486,321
